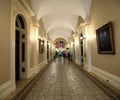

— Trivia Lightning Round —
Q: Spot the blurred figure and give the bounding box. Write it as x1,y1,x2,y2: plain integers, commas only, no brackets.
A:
67,52,70,60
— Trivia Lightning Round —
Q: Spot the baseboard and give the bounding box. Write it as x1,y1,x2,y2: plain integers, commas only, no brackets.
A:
29,67,35,78
35,60,48,73
75,60,81,66
29,60,48,78
83,63,89,71
92,66,120,90
0,80,16,100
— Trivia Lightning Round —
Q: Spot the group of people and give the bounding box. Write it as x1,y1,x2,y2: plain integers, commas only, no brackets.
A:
55,51,66,58
55,51,72,61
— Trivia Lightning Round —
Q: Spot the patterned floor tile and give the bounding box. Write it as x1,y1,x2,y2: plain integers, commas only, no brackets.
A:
13,58,113,100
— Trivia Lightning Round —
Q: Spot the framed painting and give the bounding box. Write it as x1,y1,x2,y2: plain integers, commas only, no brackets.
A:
96,22,115,54
39,39,44,54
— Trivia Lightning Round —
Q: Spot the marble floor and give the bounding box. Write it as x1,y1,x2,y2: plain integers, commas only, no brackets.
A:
11,58,113,100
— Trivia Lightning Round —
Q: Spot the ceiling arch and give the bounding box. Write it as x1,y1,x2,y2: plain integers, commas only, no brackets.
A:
28,0,92,21
54,38,67,45
47,26,74,34
48,28,72,39
36,0,86,20
49,32,71,41
28,0,44,15
51,36,69,42
27,0,92,41
42,14,78,33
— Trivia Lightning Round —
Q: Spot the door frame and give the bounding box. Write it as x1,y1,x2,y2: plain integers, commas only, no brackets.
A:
15,14,27,81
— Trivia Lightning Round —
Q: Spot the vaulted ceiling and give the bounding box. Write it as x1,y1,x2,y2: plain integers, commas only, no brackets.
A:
25,0,92,42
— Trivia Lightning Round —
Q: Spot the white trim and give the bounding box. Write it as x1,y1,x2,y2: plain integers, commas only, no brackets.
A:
10,0,15,83
26,18,31,79
28,60,48,78
85,25,92,72
92,66,120,90
0,81,16,100
75,60,81,65
10,0,32,82
83,63,89,72
14,0,31,17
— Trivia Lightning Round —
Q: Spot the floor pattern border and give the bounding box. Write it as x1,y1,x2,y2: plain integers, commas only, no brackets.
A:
75,64,120,100
12,61,120,100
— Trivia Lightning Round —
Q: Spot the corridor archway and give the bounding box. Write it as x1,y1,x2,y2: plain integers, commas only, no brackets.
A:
15,14,27,81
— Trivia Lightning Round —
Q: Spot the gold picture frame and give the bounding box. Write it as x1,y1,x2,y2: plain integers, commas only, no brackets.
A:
96,22,115,54
39,39,44,54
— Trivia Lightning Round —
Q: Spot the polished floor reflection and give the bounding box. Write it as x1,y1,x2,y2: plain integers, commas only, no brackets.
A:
17,58,110,100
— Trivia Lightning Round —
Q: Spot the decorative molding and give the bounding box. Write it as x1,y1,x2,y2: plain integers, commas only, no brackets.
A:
14,0,31,19
76,22,88,33
13,0,30,80
11,0,33,82
92,66,120,90
32,16,39,27
0,81,16,99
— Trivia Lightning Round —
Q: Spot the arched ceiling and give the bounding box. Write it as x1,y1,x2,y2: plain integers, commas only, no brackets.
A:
54,38,67,45
26,0,92,41
48,27,72,39
42,14,77,33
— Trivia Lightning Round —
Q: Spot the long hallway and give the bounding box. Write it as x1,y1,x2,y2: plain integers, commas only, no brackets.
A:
12,58,111,100
1,0,120,99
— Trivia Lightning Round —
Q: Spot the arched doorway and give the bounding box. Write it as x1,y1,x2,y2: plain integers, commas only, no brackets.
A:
15,15,27,81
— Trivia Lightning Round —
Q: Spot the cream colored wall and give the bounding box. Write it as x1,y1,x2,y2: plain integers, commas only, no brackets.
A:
73,33,81,65
0,0,11,85
38,20,46,63
29,34,34,69
14,0,48,78
0,0,48,98
30,30,35,68
89,0,120,76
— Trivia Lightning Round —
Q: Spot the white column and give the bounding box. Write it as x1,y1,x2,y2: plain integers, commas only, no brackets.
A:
44,38,47,62
85,25,92,72
33,25,39,68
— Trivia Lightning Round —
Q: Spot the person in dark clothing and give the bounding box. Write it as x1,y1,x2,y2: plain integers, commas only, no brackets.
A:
68,52,70,60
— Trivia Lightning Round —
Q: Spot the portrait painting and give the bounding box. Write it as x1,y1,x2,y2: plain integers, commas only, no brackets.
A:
96,22,115,54
39,39,44,54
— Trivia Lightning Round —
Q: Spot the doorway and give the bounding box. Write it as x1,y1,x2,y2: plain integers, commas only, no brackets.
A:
80,33,84,66
15,15,27,81
15,30,20,81
47,41,49,61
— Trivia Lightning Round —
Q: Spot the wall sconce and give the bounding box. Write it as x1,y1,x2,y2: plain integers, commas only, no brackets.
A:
38,36,41,40
38,36,44,40
38,36,44,54
80,36,86,40
47,42,50,45
48,43,50,45
41,37,44,40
